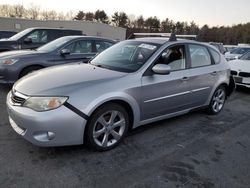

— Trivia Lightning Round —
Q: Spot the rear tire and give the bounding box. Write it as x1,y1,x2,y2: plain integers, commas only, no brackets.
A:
85,103,129,151
207,85,226,115
19,66,43,78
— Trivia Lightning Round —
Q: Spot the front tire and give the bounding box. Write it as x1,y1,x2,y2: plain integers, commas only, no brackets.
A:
85,103,129,151
207,86,226,115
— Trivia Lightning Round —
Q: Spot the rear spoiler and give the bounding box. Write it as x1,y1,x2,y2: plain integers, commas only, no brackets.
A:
128,33,197,41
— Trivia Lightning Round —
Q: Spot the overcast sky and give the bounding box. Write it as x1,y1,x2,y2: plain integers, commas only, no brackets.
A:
1,0,250,26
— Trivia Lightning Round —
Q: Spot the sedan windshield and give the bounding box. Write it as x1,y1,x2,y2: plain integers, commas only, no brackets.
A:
90,41,159,73
37,37,71,52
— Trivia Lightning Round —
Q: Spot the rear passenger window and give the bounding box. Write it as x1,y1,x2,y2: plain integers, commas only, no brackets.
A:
209,48,220,64
95,41,113,53
189,45,211,68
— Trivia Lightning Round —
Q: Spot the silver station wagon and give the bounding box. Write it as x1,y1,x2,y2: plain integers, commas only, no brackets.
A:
7,36,234,151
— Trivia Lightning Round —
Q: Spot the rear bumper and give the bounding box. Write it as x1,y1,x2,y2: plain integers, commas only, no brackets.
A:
6,92,87,146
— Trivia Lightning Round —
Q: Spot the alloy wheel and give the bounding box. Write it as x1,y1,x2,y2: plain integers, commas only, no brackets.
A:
93,110,126,147
212,88,226,113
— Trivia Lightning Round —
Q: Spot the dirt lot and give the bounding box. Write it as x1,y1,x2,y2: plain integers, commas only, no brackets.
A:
0,84,250,188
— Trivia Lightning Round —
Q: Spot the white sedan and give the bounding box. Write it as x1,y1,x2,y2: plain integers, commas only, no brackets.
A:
229,51,250,88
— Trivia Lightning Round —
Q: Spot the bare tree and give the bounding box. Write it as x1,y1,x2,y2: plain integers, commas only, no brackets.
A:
12,4,26,18
0,4,16,17
27,4,40,19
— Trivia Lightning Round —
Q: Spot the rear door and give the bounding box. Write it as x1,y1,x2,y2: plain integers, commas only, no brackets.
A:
53,39,96,65
141,44,192,121
188,44,219,107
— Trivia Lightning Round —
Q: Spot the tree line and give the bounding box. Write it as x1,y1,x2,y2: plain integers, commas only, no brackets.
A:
0,4,249,44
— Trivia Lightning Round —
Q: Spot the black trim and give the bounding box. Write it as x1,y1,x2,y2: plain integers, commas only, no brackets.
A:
64,102,89,120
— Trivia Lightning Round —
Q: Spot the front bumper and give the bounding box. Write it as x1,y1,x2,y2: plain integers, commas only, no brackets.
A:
232,76,250,88
6,92,87,146
0,66,16,84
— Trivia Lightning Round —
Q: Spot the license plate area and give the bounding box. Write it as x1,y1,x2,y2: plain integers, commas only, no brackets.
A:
234,76,243,83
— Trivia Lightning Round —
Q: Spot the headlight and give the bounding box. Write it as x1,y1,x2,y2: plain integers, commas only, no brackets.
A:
0,58,19,65
23,96,68,111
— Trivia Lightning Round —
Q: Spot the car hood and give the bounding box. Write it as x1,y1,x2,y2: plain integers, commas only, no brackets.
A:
14,63,128,96
0,39,18,46
229,59,250,72
0,50,42,59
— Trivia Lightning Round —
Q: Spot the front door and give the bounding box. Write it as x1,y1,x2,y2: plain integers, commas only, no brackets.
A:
141,44,191,121
54,39,96,65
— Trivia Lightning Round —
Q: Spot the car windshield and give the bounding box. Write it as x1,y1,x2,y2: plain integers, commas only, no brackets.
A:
230,47,250,54
8,28,33,41
37,37,71,52
240,51,250,60
90,41,159,73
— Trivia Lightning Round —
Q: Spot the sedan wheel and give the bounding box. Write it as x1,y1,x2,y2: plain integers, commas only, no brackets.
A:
208,86,226,114
86,103,129,151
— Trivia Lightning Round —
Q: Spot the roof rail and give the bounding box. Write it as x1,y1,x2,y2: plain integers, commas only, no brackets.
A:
128,32,197,41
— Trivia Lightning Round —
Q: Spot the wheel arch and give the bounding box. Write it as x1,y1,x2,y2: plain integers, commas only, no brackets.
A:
18,64,45,78
85,94,140,130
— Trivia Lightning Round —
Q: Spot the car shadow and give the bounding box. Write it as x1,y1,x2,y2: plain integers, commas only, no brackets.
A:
0,84,13,92
35,109,208,155
236,86,250,94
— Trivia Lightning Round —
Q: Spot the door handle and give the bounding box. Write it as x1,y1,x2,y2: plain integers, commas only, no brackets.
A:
182,77,189,81
211,71,217,76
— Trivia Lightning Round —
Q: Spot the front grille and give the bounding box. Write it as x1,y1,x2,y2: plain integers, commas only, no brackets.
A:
231,70,238,76
239,72,250,77
11,92,26,105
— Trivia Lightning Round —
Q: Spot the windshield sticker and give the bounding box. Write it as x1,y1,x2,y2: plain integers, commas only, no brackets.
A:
139,44,157,50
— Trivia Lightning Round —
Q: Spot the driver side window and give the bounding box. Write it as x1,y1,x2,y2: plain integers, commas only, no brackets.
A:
64,40,92,54
155,45,186,71
26,30,48,43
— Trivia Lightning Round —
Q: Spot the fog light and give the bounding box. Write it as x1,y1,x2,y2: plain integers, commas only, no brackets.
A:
47,132,55,140
33,131,55,142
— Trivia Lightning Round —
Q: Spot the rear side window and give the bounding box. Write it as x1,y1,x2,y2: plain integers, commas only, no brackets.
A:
209,48,220,64
95,41,113,53
189,44,211,68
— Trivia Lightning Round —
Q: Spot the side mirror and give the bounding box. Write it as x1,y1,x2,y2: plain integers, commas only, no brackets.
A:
60,49,70,56
152,64,171,75
24,37,32,44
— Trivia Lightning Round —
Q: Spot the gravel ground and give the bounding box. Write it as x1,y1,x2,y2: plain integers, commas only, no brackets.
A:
0,84,250,188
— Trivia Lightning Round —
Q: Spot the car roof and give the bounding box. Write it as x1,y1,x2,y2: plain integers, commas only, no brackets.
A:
58,35,116,42
27,27,81,31
131,37,211,46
